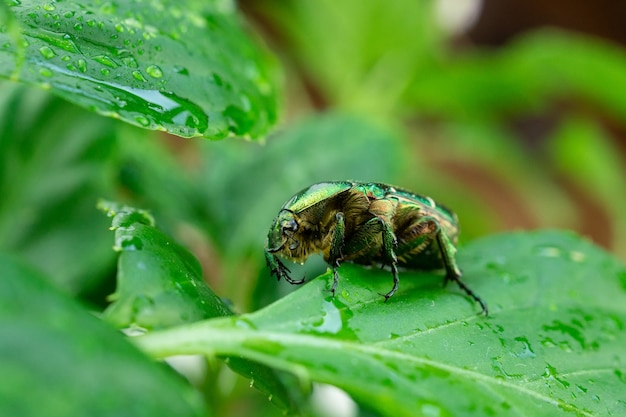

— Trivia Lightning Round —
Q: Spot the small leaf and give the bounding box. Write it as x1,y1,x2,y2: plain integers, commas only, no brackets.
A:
137,230,626,417
100,202,306,414
0,0,279,139
100,201,231,330
0,252,207,417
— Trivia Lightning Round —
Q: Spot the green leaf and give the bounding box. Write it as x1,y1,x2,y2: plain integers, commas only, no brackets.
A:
137,230,626,416
0,82,117,293
99,201,307,414
0,0,278,139
0,251,207,417
99,201,232,330
406,30,626,122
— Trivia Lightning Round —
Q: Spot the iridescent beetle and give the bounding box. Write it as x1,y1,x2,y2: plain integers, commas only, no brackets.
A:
264,181,487,314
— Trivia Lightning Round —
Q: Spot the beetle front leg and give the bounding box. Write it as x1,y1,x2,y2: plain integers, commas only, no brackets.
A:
264,250,305,285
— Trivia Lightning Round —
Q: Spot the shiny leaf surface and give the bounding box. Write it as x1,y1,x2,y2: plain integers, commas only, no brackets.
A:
137,230,626,416
100,201,232,330
0,0,278,139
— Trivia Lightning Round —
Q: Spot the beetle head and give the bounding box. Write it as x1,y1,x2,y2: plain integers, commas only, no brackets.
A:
267,209,300,253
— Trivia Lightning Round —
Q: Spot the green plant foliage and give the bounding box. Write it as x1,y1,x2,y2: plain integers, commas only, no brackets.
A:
98,202,307,414
0,82,117,293
100,200,233,330
406,30,626,122
0,252,207,417
0,0,278,139
137,230,626,417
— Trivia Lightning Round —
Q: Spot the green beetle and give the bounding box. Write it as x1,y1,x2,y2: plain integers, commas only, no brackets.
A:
264,181,487,314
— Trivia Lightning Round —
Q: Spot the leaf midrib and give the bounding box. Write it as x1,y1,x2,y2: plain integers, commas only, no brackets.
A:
138,321,597,417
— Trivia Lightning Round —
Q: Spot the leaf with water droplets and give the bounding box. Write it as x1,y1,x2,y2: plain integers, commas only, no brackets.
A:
137,230,626,416
99,200,232,330
99,201,307,414
0,0,278,139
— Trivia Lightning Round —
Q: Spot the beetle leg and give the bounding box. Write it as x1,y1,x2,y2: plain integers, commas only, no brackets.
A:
433,221,488,315
379,218,399,301
264,250,305,285
328,212,346,296
343,216,400,301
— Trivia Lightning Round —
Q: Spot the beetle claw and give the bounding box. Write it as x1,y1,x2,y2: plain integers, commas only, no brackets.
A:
284,274,306,285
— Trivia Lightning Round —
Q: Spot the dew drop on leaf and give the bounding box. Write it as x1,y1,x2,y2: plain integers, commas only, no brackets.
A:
77,58,87,72
146,64,163,78
135,115,150,126
39,46,55,59
39,68,53,77
93,54,119,68
132,70,147,82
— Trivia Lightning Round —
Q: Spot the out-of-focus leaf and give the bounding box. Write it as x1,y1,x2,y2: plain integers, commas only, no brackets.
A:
137,230,626,417
0,251,207,417
251,0,441,115
0,82,117,293
0,0,279,139
406,30,626,122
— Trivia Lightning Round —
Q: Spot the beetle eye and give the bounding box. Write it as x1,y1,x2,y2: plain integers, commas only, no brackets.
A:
282,219,298,234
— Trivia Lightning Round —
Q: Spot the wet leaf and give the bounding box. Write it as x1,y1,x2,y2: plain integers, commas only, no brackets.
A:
0,0,278,139
99,201,232,330
137,230,626,416
99,201,307,414
0,252,207,417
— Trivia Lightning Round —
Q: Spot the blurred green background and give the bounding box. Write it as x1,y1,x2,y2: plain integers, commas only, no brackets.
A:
2,0,626,415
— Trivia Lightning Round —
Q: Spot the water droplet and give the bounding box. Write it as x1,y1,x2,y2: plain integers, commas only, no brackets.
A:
543,363,569,388
63,11,75,18
93,55,119,68
135,116,150,126
132,70,147,82
173,65,188,75
39,46,55,59
73,22,83,31
39,68,53,77
569,251,585,262
120,236,143,250
42,3,56,11
491,357,523,379
536,246,561,258
146,64,163,78
115,23,124,32
514,336,536,359
542,319,590,350
77,59,87,72
101,68,110,76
